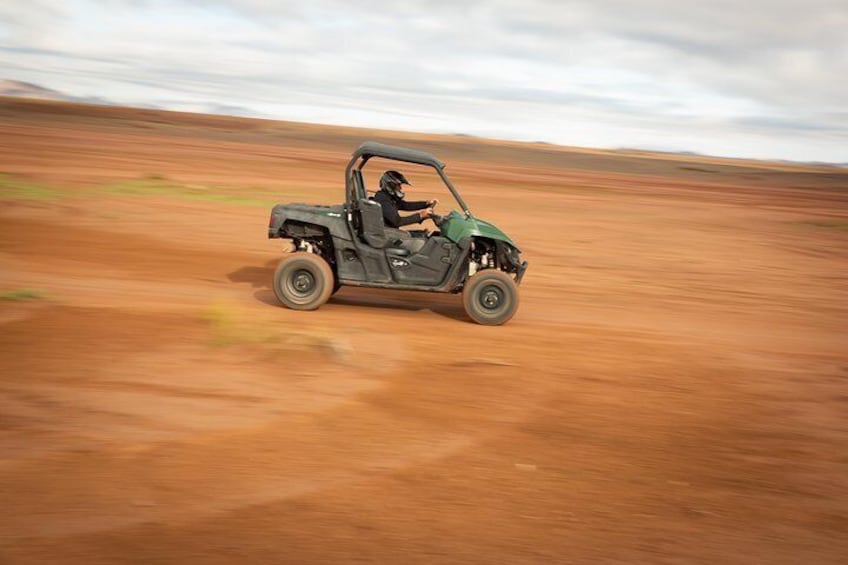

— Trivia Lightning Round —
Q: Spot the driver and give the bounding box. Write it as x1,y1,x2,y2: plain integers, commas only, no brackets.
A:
373,170,437,228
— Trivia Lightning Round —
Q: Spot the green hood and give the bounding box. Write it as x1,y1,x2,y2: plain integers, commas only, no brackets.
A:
442,211,518,250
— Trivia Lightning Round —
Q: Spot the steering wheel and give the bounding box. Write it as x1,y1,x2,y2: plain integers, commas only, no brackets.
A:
428,201,444,227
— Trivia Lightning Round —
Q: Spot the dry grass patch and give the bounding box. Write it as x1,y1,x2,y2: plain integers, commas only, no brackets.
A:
200,300,353,362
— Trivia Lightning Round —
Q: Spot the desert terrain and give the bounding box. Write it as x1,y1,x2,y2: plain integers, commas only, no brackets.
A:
1,97,847,563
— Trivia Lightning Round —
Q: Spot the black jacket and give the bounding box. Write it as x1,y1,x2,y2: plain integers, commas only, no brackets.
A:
373,190,429,228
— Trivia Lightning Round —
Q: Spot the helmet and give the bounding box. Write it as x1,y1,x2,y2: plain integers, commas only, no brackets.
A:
379,170,412,199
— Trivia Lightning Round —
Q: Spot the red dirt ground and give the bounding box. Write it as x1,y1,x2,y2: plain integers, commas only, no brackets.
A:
1,98,847,563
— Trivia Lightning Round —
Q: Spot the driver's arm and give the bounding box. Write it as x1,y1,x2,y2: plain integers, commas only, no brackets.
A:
389,208,431,227
376,192,426,227
397,213,425,227
388,208,426,227
396,199,430,211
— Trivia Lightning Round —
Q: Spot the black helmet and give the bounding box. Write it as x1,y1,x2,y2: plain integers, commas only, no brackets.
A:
379,170,412,199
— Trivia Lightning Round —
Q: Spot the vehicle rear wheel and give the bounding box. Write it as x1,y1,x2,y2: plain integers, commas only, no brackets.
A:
462,269,519,325
273,252,335,310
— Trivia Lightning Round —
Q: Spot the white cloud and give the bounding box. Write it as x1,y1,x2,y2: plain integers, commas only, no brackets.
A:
1,0,846,161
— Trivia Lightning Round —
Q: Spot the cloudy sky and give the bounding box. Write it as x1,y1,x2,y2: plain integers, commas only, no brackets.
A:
1,0,847,162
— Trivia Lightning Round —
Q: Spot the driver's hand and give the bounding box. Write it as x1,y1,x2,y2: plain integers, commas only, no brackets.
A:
421,208,433,219
428,199,439,208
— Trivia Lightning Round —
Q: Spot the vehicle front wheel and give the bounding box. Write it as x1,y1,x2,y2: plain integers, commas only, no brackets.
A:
273,252,335,311
462,269,519,325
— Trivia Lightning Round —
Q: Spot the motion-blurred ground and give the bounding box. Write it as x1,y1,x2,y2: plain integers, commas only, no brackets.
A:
1,98,847,564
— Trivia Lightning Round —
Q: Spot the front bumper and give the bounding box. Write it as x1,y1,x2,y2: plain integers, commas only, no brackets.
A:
515,260,528,285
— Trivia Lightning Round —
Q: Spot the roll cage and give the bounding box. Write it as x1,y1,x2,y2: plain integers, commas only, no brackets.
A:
343,141,471,216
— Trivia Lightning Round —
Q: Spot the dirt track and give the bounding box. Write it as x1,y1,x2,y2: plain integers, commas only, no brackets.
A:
1,99,848,563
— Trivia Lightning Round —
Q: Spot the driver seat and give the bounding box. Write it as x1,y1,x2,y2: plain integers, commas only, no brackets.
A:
356,198,427,256
352,169,389,248
357,198,388,248
351,172,428,255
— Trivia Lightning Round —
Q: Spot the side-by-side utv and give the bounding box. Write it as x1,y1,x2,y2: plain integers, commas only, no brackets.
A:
267,142,527,325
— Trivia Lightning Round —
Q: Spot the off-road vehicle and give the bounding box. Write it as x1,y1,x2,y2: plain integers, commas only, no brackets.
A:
267,142,528,325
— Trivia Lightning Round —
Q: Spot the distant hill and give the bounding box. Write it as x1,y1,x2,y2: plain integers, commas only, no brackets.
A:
0,79,70,101
2,80,844,168
0,79,112,106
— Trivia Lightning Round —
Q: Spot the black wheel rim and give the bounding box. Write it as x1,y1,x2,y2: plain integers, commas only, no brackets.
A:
478,284,505,312
287,268,316,298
